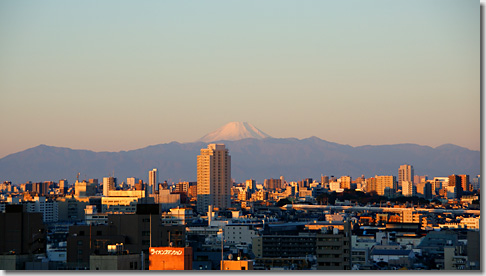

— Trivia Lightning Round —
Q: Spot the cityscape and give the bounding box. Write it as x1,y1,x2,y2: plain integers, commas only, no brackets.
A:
0,0,479,272
0,137,481,270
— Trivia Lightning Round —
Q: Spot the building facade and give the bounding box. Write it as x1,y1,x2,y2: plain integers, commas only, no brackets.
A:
197,144,231,214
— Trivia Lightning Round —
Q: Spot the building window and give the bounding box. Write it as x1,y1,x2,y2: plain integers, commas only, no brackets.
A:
77,240,83,246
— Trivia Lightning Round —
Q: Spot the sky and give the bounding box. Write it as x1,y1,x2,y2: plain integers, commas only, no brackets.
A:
0,0,480,158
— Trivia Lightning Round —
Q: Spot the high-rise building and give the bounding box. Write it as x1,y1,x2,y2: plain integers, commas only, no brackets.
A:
103,177,117,197
459,174,469,192
321,175,330,189
264,178,282,191
59,179,68,194
149,169,158,194
33,182,48,196
401,181,415,197
245,179,256,193
374,175,396,196
127,177,138,189
398,164,414,186
448,174,463,199
197,144,231,214
340,176,352,190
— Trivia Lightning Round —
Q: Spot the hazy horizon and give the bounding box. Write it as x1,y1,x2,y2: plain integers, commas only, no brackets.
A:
1,0,480,158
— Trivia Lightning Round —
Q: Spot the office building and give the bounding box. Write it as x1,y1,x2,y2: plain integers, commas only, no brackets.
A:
197,144,231,214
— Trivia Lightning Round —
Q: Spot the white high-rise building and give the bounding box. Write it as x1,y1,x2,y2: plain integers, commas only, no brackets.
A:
398,164,414,191
197,144,231,214
149,169,158,194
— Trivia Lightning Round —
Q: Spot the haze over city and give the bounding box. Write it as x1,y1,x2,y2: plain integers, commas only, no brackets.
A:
0,0,480,159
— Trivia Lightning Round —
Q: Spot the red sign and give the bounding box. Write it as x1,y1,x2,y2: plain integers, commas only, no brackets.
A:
149,247,193,270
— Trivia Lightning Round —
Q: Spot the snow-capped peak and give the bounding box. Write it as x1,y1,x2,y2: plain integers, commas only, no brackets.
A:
198,122,272,142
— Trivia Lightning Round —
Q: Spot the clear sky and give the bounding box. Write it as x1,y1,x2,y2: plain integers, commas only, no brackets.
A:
0,0,480,158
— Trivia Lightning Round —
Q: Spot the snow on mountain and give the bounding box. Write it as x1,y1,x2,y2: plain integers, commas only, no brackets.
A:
198,122,272,142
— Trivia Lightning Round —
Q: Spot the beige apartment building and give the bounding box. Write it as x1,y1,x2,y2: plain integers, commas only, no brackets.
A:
197,144,231,214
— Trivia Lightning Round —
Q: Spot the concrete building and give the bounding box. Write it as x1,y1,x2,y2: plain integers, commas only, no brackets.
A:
90,253,141,270
0,205,46,255
156,189,180,211
375,175,397,196
223,224,259,245
316,222,352,270
149,247,193,270
67,224,125,269
398,164,414,187
340,176,352,190
401,181,415,197
102,190,149,213
74,180,97,198
25,196,59,223
416,181,433,199
448,175,463,199
167,207,193,225
245,179,256,193
459,174,470,192
264,178,282,191
59,179,68,194
149,169,158,194
126,177,138,189
197,144,231,214
103,177,116,197
252,233,316,259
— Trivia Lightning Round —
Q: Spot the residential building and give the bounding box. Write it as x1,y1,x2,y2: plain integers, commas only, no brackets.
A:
398,164,414,186
197,144,231,214
315,222,352,270
340,176,352,190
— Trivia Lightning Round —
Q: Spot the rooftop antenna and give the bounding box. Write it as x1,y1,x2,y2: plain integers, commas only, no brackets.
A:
77,173,80,182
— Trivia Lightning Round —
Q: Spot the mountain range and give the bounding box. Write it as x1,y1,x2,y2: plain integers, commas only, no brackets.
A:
0,122,480,184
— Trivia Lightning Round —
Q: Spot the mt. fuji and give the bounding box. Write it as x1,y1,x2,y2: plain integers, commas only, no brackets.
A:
198,122,272,142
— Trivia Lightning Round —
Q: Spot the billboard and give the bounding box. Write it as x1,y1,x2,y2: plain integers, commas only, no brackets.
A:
149,247,193,270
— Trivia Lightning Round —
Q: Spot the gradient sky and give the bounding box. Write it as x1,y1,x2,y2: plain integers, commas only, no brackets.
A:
0,0,480,158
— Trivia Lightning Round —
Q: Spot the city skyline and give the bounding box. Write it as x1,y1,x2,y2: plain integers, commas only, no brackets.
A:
0,0,480,159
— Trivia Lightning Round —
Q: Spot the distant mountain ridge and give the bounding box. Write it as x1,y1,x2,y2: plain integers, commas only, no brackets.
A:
0,137,480,185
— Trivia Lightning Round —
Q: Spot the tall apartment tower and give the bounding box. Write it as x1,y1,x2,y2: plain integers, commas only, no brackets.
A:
149,169,158,194
398,164,414,195
103,177,116,196
398,164,414,185
197,144,231,214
